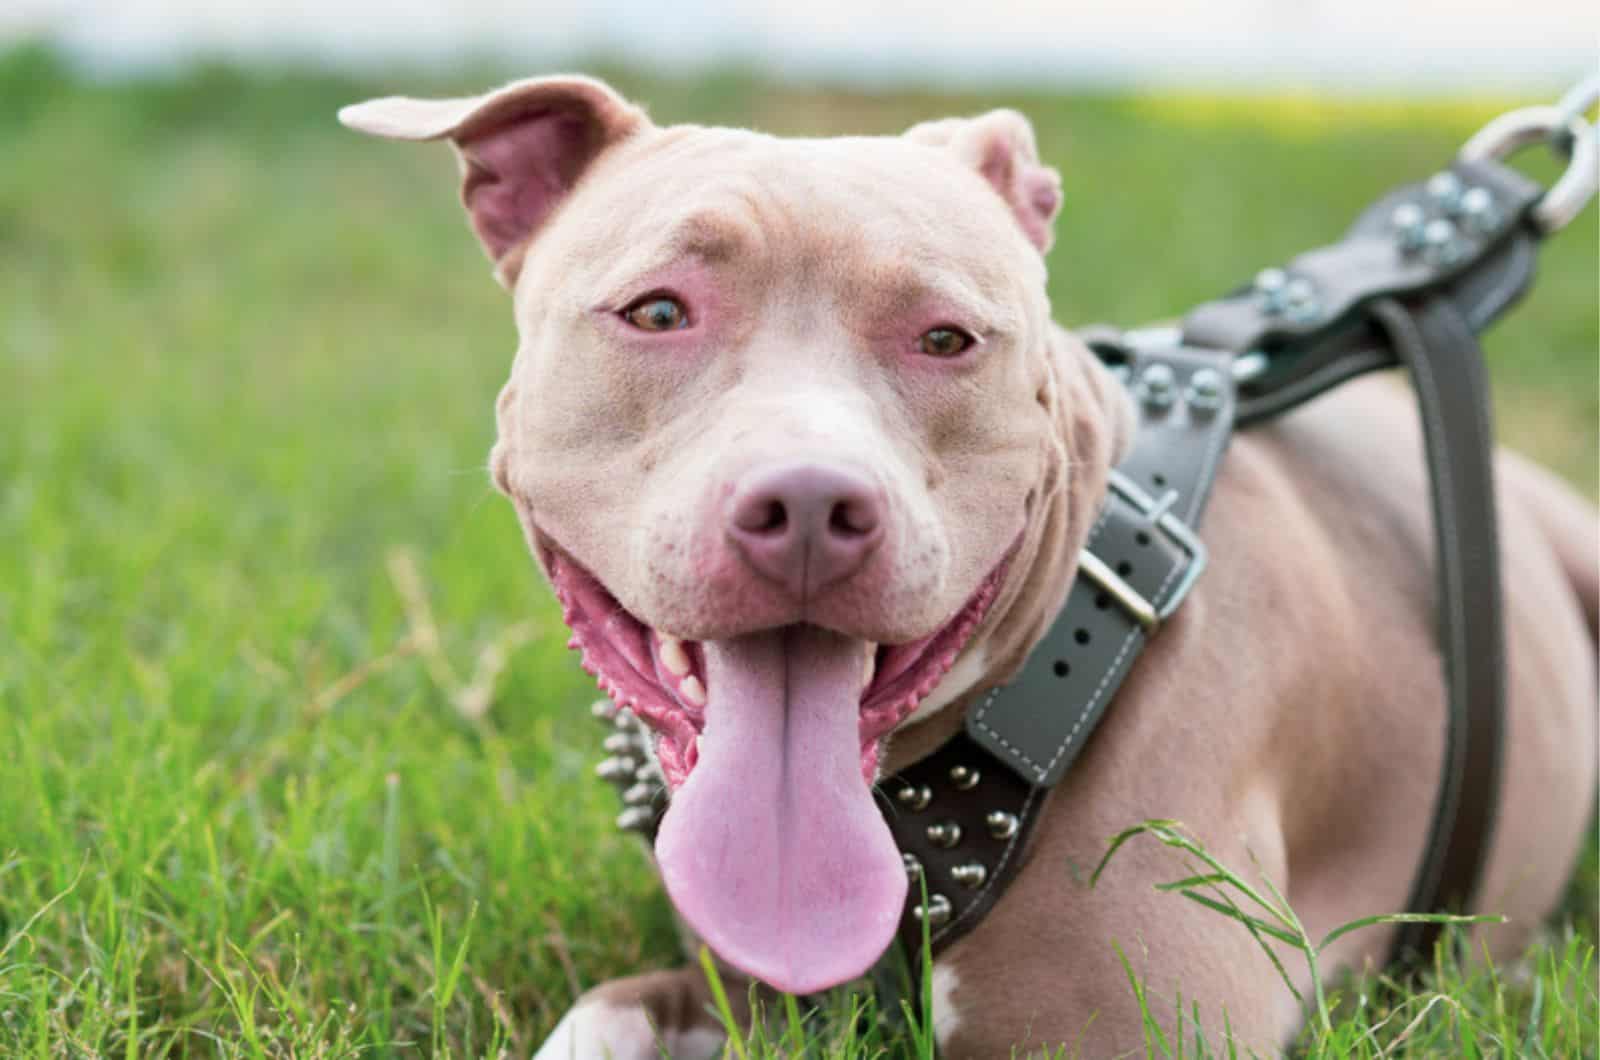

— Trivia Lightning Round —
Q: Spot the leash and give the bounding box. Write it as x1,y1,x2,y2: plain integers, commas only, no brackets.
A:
591,81,1598,980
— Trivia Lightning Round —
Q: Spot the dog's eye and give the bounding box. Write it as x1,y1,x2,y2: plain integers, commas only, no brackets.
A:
919,326,975,358
622,294,690,332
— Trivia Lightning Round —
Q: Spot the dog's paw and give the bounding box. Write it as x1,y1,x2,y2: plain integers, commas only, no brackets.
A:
535,995,724,1060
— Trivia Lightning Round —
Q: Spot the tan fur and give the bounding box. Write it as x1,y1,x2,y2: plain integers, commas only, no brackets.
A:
344,79,1598,1056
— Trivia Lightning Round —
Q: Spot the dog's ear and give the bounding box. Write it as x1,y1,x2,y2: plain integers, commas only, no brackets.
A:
340,76,650,286
905,109,1061,254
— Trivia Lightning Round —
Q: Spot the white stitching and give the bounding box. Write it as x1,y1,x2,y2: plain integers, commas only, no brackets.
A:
971,493,1188,781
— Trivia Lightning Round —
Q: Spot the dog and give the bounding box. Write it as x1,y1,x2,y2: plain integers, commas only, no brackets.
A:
341,76,1598,1056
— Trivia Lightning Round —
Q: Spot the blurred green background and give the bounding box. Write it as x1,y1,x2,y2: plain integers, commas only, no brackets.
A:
0,42,1594,1056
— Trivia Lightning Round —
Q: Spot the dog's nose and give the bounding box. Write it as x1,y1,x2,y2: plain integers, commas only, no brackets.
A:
726,462,886,598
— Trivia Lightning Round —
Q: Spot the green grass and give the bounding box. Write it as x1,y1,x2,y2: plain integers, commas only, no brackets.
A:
1,41,1595,1056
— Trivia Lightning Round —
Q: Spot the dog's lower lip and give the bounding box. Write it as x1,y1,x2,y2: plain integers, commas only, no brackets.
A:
544,535,1016,787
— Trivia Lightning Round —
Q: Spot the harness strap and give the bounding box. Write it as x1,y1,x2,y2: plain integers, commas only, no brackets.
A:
1368,295,1506,963
1180,158,1544,426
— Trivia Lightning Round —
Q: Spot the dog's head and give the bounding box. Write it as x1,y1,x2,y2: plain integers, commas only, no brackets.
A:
343,76,1129,993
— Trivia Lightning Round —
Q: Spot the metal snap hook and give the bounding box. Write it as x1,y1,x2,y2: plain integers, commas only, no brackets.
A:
1459,104,1597,234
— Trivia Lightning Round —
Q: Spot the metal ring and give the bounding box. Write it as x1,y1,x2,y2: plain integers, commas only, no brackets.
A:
1460,105,1598,233
1554,72,1600,131
1551,72,1600,160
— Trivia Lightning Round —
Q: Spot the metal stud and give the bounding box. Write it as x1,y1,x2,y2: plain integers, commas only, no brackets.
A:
595,756,638,783
590,699,616,722
986,810,1020,840
902,852,924,881
1283,277,1320,324
926,821,963,848
602,732,635,755
1421,218,1464,267
948,765,980,790
1427,171,1465,215
912,894,953,927
616,806,656,833
1253,267,1289,315
1233,350,1270,384
1186,367,1225,413
1390,201,1427,253
896,784,933,811
951,862,989,889
622,781,657,806
1459,186,1500,235
1136,362,1176,411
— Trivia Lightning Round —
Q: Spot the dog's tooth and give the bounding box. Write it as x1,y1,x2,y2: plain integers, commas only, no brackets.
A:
863,644,877,687
680,674,707,707
657,635,691,677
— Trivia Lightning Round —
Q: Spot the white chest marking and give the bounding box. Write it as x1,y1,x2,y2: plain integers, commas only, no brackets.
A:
534,998,723,1060
931,962,962,1048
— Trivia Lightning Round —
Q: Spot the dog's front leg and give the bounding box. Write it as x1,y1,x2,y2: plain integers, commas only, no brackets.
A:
533,967,735,1060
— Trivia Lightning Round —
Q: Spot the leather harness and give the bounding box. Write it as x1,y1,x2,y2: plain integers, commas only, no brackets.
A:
591,114,1594,982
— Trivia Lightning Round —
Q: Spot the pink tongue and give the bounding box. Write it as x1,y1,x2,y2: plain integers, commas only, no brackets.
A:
655,626,907,994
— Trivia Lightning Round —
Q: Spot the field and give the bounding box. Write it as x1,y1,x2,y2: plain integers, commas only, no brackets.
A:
1,42,1595,1056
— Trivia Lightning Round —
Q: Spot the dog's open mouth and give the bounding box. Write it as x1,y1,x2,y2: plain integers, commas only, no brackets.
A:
544,539,1012,994
547,545,1010,789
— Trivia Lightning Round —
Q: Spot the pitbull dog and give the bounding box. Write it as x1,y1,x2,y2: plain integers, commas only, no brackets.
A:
341,77,1598,1056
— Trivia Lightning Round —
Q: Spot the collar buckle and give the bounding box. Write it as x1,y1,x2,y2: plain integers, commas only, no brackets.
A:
1077,469,1208,633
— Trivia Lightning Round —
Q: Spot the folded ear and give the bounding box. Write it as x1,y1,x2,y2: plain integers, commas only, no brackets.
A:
340,75,650,285
905,109,1061,254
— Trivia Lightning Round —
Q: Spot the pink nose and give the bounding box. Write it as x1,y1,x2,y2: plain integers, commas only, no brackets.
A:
726,462,886,598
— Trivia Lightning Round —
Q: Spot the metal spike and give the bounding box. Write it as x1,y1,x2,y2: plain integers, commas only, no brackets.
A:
948,765,980,790
1283,277,1320,324
986,810,1020,840
902,852,924,881
951,862,988,889
1136,363,1176,410
1421,218,1463,266
595,756,638,783
616,806,656,833
926,821,963,848
1390,201,1427,252
912,894,953,927
1186,368,1225,413
1253,267,1289,315
622,782,657,806
1427,171,1465,215
1459,186,1500,235
896,784,932,811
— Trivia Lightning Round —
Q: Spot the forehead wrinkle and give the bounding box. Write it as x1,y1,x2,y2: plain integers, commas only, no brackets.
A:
584,204,766,304
663,206,764,264
858,261,1019,335
608,200,770,288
